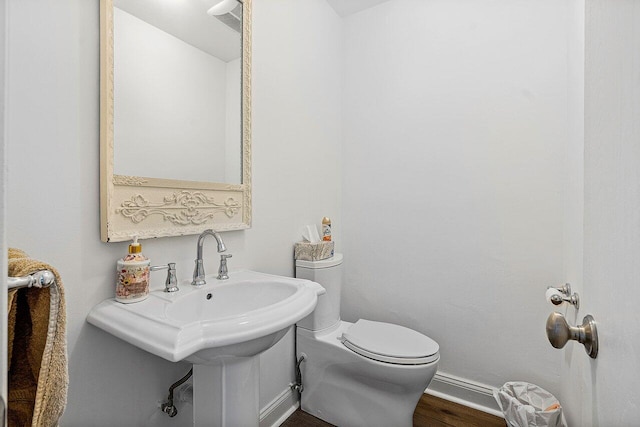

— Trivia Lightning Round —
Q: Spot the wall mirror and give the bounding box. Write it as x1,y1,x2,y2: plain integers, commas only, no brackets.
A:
100,0,252,242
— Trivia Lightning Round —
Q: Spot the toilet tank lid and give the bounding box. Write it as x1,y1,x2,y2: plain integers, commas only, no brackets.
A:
296,253,343,269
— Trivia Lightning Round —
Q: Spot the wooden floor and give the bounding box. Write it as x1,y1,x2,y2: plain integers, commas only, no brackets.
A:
281,394,505,427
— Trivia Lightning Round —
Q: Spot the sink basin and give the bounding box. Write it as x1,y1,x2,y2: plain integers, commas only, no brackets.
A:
87,270,325,364
88,269,324,426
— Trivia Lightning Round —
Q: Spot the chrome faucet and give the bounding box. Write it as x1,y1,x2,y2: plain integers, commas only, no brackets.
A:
217,254,233,280
150,263,179,293
192,229,227,286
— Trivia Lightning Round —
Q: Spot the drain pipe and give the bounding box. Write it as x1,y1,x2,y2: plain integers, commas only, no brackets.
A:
161,368,193,417
290,325,306,394
291,354,306,393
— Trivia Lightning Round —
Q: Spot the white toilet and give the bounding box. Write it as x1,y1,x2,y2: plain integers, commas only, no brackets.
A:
295,253,439,427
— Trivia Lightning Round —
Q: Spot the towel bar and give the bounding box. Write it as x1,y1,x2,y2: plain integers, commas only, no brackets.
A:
8,270,55,290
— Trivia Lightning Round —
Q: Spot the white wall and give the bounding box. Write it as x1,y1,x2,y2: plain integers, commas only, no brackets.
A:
564,1,640,425
5,0,341,425
251,0,342,410
342,0,572,400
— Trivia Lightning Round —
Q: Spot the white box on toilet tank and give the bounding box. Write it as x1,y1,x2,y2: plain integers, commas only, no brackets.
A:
295,254,343,331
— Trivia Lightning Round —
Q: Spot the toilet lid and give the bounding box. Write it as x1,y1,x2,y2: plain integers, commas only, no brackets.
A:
341,319,439,365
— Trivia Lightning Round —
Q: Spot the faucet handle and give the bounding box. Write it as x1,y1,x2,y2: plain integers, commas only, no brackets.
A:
217,254,232,280
151,263,179,293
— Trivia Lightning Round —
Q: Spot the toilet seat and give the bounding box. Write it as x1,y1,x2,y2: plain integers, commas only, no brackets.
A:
340,319,439,365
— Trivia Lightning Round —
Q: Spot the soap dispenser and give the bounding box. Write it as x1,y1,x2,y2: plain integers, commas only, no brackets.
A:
115,236,151,303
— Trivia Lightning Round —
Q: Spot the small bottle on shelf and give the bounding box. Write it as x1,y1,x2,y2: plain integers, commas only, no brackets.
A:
322,217,332,242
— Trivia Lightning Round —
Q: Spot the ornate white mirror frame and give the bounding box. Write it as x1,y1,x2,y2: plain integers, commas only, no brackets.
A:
100,0,252,242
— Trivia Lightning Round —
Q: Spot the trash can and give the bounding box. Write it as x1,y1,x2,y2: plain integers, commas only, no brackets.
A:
494,382,567,427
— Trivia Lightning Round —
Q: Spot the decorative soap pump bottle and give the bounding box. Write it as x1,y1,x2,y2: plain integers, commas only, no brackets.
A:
115,236,151,303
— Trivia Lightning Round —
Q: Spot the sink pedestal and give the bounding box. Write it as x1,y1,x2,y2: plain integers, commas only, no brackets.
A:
193,357,260,427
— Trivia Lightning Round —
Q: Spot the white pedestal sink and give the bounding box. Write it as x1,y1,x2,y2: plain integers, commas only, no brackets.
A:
87,271,324,427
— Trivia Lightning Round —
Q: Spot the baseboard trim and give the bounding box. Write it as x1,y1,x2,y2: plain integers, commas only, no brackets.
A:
259,373,504,425
260,387,299,427
425,372,504,418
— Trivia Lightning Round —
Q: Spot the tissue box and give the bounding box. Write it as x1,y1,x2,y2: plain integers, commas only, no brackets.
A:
294,241,334,261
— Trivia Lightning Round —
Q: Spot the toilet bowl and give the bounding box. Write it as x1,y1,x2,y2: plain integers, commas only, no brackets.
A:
295,254,439,427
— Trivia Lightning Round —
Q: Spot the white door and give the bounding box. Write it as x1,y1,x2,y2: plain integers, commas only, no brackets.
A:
562,1,640,425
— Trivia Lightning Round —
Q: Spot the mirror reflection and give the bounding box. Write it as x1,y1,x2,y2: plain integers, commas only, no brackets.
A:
113,0,243,184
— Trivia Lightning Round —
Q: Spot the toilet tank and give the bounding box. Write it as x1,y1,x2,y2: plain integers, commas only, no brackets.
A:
295,253,343,331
